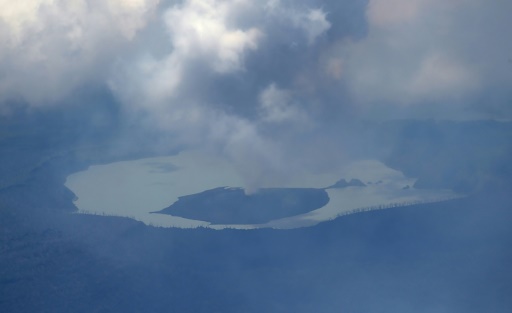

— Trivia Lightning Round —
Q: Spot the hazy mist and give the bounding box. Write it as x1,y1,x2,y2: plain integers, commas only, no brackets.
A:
1,1,511,313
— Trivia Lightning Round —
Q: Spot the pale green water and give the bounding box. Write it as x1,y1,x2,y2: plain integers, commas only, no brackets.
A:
65,149,461,229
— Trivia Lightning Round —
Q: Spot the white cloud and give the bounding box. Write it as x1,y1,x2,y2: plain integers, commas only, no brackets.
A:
296,9,331,45
111,0,263,111
265,3,331,45
0,0,159,105
410,53,478,98
367,0,425,28
338,0,512,118
164,0,262,73
2,0,510,188
0,0,331,108
366,0,468,28
0,0,55,48
106,0,160,40
258,83,306,123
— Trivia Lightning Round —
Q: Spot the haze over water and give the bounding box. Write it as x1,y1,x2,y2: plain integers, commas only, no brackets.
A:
65,150,461,229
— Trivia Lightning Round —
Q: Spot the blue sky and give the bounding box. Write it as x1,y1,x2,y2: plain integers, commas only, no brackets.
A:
1,0,511,188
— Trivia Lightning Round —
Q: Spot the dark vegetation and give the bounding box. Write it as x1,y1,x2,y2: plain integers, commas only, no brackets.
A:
1,109,511,312
156,187,329,224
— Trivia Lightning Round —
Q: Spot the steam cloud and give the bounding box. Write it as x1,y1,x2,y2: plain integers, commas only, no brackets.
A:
1,0,511,189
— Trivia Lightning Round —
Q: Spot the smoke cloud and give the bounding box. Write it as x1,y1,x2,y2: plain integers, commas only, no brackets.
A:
1,0,511,188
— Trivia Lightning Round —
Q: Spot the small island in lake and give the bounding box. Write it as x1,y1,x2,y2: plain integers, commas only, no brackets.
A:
154,187,330,225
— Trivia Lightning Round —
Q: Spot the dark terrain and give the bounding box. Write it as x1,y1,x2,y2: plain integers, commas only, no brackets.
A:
1,110,511,312
156,187,329,224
